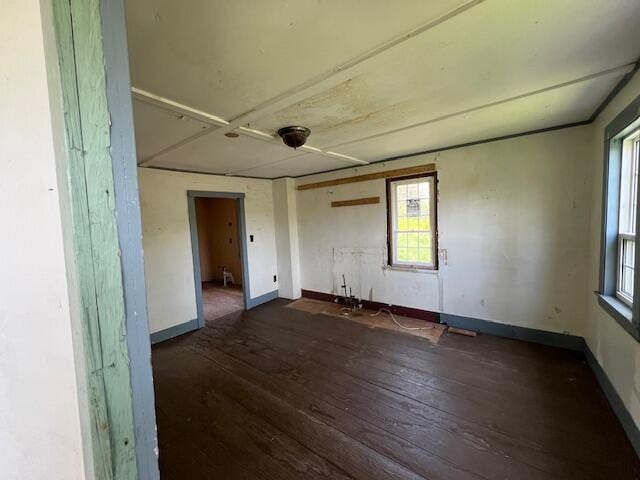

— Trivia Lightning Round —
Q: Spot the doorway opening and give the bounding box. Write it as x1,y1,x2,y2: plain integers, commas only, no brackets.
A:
188,191,250,327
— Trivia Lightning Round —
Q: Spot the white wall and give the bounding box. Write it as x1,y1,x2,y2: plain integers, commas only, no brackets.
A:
139,168,278,333
273,178,302,299
296,126,593,335
0,1,86,479
585,71,640,425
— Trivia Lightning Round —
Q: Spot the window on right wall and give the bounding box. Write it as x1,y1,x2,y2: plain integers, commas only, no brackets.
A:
598,93,640,340
616,129,640,306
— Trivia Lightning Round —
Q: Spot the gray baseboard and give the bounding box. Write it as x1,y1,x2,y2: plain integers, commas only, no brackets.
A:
441,313,585,351
152,290,278,344
246,289,279,310
150,318,198,345
584,344,640,457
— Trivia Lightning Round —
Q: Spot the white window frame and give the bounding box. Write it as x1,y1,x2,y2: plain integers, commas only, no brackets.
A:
616,129,640,307
598,95,640,340
617,233,635,307
388,175,437,270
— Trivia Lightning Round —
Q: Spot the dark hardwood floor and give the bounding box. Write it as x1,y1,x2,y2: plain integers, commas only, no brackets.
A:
152,299,640,479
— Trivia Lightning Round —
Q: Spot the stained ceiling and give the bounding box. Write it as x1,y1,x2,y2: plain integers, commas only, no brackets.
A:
126,0,640,178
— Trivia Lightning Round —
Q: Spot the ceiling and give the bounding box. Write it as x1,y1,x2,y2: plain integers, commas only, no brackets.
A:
126,0,640,179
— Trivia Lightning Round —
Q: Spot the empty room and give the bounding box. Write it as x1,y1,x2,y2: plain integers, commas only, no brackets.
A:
4,1,640,479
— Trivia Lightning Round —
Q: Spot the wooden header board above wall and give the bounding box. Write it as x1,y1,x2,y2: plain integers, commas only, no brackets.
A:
297,163,436,191
331,197,380,208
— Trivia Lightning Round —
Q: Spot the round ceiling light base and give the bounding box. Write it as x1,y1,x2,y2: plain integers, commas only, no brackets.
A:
277,126,311,149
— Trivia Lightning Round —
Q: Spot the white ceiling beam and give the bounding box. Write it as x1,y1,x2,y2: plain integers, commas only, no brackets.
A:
132,87,229,127
225,147,370,176
132,89,368,167
234,128,368,164
224,150,309,176
326,62,637,150
133,87,228,166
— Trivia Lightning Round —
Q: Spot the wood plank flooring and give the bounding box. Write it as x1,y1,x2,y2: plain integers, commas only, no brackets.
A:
152,299,640,479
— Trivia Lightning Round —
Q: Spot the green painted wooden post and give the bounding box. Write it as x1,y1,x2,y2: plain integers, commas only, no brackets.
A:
51,0,138,478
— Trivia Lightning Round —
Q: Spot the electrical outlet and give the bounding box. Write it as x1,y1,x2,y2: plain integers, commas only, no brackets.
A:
273,275,277,282
250,234,254,242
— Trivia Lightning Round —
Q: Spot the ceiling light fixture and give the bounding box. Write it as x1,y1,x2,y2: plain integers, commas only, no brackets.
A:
277,126,311,149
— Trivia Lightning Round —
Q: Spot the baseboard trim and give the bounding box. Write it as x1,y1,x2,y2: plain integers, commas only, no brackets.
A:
246,289,279,310
441,313,586,352
301,290,584,350
151,290,279,343
584,344,640,457
300,289,335,302
300,289,439,323
150,318,199,345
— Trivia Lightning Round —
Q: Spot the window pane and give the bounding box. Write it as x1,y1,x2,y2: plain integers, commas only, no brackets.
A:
618,236,635,304
631,139,638,234
407,232,419,248
407,198,420,217
625,239,635,267
407,183,418,199
397,200,407,217
418,232,430,248
418,182,429,199
624,266,634,295
396,232,408,248
406,247,419,261
419,216,430,230
397,216,408,230
419,248,432,263
407,217,420,230
619,130,640,234
397,248,408,261
397,184,407,201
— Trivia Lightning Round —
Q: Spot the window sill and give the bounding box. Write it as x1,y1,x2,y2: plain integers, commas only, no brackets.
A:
595,293,640,341
384,265,438,274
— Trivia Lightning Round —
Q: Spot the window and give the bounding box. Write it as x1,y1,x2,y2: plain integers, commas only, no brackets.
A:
598,92,640,340
387,173,437,269
617,129,640,306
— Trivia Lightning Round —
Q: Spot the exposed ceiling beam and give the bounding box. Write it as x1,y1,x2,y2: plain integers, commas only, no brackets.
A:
325,62,637,150
224,150,308,175
132,87,229,127
224,148,367,176
222,128,369,175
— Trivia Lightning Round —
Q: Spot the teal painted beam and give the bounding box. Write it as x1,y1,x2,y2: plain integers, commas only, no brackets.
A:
51,0,138,477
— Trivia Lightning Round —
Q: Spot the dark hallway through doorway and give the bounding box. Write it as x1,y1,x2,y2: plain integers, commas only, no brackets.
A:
194,197,245,321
